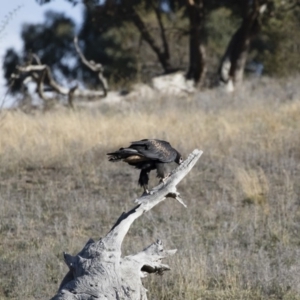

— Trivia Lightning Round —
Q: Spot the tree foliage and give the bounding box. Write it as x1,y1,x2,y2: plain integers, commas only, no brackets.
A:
3,11,77,94
257,3,300,76
77,8,138,87
2,0,300,95
22,11,76,78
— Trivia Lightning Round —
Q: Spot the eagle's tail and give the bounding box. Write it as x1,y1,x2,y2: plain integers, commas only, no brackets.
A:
107,148,138,162
107,154,122,162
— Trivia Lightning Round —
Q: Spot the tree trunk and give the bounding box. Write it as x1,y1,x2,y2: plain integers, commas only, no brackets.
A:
50,149,203,300
186,0,206,86
219,1,266,91
126,6,173,74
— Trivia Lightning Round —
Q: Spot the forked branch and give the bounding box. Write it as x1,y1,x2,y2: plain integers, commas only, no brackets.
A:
12,37,108,109
74,36,108,96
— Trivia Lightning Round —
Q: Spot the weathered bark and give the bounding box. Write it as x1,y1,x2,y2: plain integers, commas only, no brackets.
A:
219,1,267,91
50,149,203,300
186,0,206,86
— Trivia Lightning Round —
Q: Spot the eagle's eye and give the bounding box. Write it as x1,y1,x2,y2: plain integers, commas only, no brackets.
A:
179,157,183,164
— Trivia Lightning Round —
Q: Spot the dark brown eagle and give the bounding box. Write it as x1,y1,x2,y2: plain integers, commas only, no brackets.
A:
107,139,183,193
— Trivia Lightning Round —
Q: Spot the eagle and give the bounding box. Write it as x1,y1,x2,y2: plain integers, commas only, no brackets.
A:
107,139,183,193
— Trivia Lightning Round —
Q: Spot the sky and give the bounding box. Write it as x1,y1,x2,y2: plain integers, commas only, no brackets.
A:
0,0,83,107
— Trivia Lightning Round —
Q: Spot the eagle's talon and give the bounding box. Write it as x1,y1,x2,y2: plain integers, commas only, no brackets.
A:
160,174,170,185
141,190,150,196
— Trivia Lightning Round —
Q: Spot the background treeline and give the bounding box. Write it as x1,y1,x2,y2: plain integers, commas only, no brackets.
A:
3,0,300,95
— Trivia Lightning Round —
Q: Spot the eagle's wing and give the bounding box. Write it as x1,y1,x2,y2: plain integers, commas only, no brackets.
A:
130,139,177,163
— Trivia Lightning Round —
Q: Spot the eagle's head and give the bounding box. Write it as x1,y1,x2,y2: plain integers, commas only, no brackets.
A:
175,152,183,165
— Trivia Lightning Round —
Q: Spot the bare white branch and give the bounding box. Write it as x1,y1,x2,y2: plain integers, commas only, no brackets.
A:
74,36,108,96
12,44,108,109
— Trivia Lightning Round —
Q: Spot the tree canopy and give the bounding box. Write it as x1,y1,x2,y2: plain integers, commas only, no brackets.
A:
3,0,300,96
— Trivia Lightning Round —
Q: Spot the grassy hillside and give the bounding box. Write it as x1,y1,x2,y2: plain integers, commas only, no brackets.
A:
1,78,300,299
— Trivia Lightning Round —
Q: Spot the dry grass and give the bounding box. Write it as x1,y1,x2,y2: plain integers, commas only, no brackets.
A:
1,77,300,299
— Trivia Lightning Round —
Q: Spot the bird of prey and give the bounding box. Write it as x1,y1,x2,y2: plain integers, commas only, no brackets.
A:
107,139,183,193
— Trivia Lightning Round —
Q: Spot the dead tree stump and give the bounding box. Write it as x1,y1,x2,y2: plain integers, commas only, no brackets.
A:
51,149,203,300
